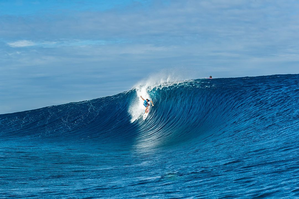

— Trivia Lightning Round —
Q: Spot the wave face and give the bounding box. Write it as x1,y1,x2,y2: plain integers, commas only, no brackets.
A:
1,74,299,198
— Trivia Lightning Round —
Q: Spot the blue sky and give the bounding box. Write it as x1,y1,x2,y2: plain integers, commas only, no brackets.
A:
1,0,299,114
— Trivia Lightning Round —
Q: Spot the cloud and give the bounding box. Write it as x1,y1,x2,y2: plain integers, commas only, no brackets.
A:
1,0,299,50
7,40,35,47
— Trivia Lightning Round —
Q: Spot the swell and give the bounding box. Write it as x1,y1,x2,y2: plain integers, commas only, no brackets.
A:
0,74,298,149
0,92,138,143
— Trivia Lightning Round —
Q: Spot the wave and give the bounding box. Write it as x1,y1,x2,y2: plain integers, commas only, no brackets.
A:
1,74,298,151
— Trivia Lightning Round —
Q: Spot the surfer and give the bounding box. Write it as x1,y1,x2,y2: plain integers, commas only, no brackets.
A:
140,96,154,113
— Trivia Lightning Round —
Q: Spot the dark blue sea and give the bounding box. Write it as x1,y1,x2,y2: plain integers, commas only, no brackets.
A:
1,74,299,198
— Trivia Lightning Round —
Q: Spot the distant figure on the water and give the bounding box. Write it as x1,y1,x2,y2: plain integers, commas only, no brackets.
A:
209,76,212,79
140,96,154,113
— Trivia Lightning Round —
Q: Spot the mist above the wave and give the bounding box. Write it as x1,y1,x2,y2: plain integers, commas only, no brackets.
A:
134,69,192,89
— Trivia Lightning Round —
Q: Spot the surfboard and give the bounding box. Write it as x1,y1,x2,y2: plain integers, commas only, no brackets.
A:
143,111,149,120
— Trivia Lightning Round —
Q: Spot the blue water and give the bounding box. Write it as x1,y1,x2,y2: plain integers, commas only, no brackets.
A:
1,74,299,198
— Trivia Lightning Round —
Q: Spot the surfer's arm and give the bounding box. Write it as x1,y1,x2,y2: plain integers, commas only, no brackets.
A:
151,101,154,106
140,96,145,101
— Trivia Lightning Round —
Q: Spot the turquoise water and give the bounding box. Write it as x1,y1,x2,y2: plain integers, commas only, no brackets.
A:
0,74,299,198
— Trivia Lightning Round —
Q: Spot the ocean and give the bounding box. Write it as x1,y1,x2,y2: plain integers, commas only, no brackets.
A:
0,74,299,198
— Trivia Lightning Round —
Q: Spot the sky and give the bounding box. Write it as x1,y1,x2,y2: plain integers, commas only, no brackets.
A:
1,0,299,114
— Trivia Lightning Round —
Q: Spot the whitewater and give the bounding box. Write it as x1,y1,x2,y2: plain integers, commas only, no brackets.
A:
0,74,298,198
